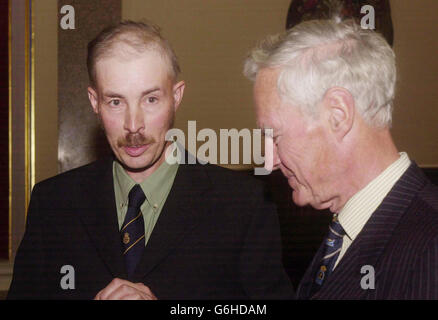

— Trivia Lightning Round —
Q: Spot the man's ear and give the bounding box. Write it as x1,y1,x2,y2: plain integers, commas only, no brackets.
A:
87,86,99,114
322,87,355,141
172,80,185,111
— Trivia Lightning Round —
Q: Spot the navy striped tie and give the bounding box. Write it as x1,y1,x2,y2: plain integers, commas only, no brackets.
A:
312,214,345,294
121,184,146,277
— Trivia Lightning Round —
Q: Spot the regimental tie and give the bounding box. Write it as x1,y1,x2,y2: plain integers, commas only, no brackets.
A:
121,184,146,277
312,213,346,293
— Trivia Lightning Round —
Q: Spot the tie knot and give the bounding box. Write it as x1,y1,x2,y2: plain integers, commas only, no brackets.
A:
128,184,146,209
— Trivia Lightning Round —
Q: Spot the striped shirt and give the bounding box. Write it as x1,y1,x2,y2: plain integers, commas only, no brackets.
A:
334,152,411,269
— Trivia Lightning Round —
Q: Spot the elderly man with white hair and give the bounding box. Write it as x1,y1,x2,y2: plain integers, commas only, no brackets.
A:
244,18,438,299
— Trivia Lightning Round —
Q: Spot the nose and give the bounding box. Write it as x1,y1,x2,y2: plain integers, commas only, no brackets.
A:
124,104,145,133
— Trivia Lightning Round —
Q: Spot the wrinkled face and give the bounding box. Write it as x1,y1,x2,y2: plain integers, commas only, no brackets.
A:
88,47,184,178
254,68,337,210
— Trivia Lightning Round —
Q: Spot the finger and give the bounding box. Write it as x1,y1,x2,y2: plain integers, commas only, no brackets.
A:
98,278,133,300
119,293,144,300
117,290,156,300
106,283,156,300
130,282,157,299
105,283,138,300
97,278,157,300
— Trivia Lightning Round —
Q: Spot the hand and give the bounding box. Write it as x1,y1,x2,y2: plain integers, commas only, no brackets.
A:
94,278,157,300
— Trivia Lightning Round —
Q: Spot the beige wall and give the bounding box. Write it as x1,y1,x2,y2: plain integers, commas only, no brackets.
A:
34,0,58,184
32,0,438,183
123,0,291,168
391,0,438,166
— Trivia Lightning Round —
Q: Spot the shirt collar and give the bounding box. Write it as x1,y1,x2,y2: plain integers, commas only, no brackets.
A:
338,152,411,241
113,156,179,209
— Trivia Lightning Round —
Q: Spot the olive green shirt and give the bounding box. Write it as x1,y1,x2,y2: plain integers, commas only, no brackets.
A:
113,159,179,246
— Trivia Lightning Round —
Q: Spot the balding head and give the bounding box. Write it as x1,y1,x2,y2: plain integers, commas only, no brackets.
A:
87,20,180,89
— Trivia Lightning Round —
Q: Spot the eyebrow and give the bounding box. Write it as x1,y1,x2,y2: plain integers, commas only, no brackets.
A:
102,91,124,99
102,87,162,99
141,87,162,96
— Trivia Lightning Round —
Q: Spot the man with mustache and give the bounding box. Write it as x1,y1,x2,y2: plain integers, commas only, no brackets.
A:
244,18,438,299
8,21,293,300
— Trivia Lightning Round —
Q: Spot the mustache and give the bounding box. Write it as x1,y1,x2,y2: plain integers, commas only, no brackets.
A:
117,133,155,148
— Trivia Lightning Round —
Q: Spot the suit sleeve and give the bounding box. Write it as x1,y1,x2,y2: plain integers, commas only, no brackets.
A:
238,184,295,299
408,235,438,299
7,184,48,299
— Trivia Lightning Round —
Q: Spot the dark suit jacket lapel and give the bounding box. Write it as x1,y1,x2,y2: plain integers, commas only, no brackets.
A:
307,163,429,299
78,157,127,279
132,162,212,281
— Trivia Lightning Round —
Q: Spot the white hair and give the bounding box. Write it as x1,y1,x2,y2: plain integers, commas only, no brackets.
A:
244,18,396,128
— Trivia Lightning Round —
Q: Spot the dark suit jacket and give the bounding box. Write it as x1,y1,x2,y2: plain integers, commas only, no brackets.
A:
8,157,294,300
297,163,438,299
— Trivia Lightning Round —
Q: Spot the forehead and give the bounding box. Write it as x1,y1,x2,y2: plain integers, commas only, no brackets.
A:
254,68,279,95
253,68,284,110
94,45,172,90
253,68,283,126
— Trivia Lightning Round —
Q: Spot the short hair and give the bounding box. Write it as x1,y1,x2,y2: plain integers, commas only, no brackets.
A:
87,20,181,88
244,18,396,128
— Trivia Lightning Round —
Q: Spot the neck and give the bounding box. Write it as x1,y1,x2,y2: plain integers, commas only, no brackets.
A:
335,128,400,212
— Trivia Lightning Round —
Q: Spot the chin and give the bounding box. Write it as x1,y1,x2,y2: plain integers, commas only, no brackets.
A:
291,190,309,207
313,202,332,211
292,189,327,211
125,159,155,171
